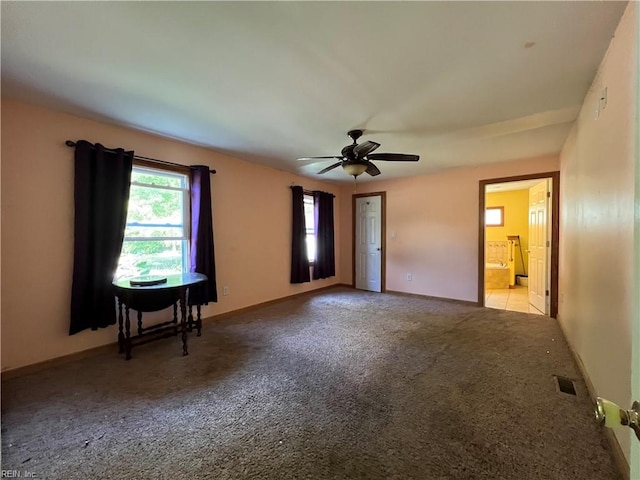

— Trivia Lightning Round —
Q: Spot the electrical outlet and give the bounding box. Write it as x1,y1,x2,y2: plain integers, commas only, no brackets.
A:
406,273,412,281
223,286,229,296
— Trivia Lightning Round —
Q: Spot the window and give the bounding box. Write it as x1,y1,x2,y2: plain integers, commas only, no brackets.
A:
115,166,190,279
303,194,316,263
485,206,504,227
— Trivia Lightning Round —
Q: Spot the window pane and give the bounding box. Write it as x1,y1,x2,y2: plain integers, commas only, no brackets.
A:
304,201,314,223
124,226,184,239
306,235,316,262
486,207,503,226
126,185,184,225
117,240,187,279
303,195,316,262
131,170,185,188
117,166,190,280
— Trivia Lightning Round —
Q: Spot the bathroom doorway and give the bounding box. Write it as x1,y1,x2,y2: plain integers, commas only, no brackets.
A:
478,172,559,317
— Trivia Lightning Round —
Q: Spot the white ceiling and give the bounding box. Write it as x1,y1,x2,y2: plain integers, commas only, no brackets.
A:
486,179,544,194
1,1,628,183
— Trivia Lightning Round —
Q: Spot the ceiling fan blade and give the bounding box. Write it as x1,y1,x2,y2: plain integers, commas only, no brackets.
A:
317,161,343,175
367,153,419,162
365,162,381,176
297,156,342,161
353,141,380,158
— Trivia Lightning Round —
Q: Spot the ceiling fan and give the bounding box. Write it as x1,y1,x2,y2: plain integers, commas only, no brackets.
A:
297,130,419,178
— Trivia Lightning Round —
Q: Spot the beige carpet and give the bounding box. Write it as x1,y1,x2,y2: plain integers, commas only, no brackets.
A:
1,287,622,479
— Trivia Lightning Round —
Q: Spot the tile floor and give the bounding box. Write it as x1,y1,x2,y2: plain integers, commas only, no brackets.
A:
485,285,544,315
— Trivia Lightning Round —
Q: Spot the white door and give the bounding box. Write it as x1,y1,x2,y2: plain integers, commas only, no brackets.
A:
528,180,549,314
355,195,382,292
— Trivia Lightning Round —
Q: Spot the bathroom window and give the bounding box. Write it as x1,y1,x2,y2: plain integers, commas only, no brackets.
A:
485,207,504,227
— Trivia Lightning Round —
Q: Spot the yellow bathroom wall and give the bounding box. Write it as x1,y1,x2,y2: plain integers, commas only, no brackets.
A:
486,190,529,282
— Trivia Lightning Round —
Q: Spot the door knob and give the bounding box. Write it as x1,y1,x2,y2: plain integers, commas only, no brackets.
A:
595,397,640,441
377,247,381,251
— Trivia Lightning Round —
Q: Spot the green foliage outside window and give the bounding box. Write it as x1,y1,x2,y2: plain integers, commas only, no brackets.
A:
116,168,189,279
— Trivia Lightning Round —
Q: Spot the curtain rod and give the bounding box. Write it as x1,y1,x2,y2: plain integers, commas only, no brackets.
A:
65,141,216,174
289,185,335,198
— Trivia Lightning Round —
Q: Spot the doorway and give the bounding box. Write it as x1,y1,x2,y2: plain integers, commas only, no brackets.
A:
352,192,386,292
478,172,560,317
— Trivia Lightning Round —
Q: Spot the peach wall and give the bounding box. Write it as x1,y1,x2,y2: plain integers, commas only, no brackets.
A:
339,155,559,302
1,100,342,371
559,2,637,469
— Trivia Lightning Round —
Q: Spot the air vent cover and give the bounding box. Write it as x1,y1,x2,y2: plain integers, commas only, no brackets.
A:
554,375,577,396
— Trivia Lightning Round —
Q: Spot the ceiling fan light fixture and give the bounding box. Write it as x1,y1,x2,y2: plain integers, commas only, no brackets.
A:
343,163,368,177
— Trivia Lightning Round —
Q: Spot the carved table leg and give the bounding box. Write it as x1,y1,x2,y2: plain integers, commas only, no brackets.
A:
188,304,194,333
137,310,143,336
173,302,178,336
196,304,202,337
179,291,188,356
117,298,124,354
125,305,132,360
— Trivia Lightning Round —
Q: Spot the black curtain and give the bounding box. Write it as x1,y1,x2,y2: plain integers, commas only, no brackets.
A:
290,186,310,283
69,140,133,335
189,165,218,304
313,191,335,279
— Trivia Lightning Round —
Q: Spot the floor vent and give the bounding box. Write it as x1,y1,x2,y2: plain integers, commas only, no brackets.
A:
554,375,577,396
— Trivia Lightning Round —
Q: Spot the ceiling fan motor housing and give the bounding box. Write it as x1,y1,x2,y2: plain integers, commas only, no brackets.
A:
342,130,365,159
347,129,363,142
341,144,357,159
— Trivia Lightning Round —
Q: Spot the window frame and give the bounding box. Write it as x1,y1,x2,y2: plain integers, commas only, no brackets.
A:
116,164,191,279
485,206,504,227
303,193,316,264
